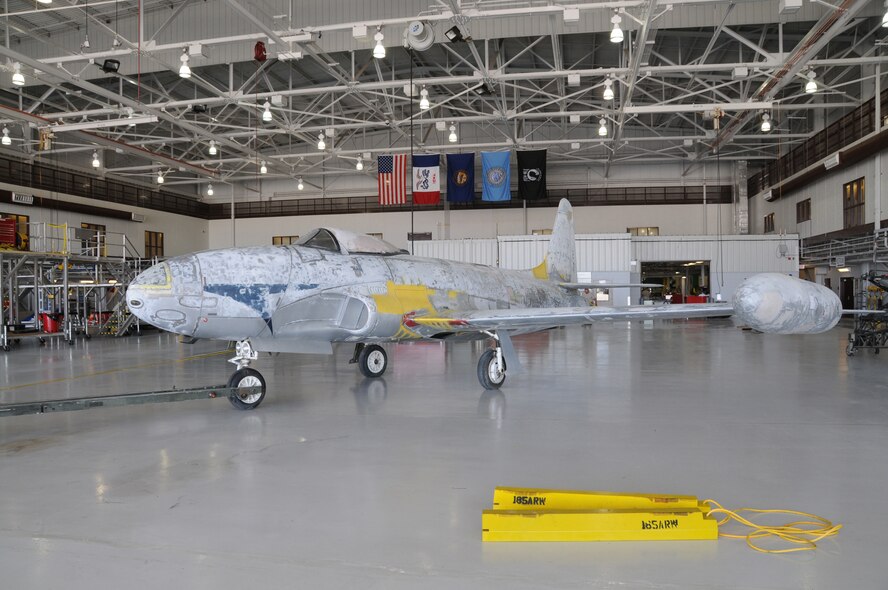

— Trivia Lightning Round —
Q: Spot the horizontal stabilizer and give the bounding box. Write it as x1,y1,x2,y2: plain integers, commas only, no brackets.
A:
559,282,661,290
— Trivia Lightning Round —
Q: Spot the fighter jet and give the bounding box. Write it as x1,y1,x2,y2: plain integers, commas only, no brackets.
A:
126,199,843,410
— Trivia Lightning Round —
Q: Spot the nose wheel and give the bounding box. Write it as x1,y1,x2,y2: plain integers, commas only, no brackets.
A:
226,339,266,410
228,367,267,410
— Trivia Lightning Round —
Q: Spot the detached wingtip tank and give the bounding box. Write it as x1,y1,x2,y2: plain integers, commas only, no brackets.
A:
733,273,842,335
126,198,845,410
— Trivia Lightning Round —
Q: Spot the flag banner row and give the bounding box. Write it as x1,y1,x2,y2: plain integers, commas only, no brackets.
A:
376,150,547,205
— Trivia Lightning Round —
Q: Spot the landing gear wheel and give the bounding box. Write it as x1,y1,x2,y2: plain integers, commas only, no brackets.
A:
478,349,506,390
358,344,387,378
227,368,267,410
847,334,856,356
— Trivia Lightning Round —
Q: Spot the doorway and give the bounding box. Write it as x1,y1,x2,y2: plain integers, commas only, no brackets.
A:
840,277,856,309
640,261,711,303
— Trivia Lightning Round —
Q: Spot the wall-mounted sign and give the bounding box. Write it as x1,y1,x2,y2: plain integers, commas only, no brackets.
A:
11,193,33,205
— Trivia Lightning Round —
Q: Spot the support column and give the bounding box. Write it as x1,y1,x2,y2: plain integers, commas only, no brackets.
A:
735,160,749,235
875,63,882,235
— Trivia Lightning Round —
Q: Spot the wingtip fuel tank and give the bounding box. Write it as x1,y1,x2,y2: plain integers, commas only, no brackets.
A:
732,273,841,335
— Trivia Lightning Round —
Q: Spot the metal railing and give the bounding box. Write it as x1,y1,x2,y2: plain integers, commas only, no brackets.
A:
801,230,888,267
26,222,144,261
749,88,888,196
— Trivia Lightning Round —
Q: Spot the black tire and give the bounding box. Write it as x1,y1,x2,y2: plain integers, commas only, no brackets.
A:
358,344,387,378
227,368,267,410
477,349,506,390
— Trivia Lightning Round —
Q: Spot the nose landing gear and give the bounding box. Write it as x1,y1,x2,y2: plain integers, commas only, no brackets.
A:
227,339,266,410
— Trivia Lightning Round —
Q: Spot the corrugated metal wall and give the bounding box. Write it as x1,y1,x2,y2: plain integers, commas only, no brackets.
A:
413,239,498,266
416,234,799,274
498,234,632,272
631,235,799,273
412,232,800,301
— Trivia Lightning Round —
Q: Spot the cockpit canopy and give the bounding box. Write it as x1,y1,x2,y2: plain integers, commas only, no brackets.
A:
295,228,407,256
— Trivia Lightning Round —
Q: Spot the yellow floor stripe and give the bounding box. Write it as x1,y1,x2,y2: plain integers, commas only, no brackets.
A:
0,349,230,392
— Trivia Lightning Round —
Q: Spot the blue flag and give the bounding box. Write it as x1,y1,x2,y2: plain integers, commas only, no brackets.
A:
446,153,475,203
481,151,511,202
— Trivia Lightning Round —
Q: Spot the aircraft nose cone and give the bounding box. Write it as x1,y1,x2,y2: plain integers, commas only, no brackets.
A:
127,256,202,336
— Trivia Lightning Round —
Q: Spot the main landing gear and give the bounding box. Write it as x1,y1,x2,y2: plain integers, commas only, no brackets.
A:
227,340,266,410
349,343,388,378
477,331,509,390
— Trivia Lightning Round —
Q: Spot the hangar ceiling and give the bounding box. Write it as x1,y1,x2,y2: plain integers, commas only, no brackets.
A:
0,0,885,198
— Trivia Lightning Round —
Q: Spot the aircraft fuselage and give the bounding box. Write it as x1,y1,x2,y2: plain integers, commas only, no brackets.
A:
126,245,584,353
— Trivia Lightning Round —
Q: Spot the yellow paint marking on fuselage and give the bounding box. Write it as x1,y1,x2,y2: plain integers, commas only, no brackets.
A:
137,262,174,291
371,281,437,315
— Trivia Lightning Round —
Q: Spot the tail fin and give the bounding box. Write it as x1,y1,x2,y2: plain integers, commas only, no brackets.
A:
532,198,577,282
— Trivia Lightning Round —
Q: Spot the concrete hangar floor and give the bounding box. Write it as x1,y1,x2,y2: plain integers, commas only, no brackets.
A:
0,318,885,589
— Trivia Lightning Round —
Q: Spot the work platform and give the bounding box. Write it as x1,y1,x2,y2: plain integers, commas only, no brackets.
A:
1,221,152,349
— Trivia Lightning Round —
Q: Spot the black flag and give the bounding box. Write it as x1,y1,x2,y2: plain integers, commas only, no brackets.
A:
517,149,547,200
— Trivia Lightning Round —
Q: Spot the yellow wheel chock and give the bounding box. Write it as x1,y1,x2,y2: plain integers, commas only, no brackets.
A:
483,487,719,543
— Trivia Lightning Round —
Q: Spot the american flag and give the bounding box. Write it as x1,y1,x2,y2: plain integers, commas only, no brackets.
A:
377,154,407,205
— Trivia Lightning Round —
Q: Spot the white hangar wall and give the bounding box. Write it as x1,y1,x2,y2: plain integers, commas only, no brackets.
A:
748,148,887,240
208,202,734,251
415,233,799,304
632,235,800,301
0,181,209,258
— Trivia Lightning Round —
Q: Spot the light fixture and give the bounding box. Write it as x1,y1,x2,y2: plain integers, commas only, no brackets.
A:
100,59,120,74
448,124,457,143
297,177,304,190
603,79,614,101
838,267,850,273
1,128,10,146
805,70,817,94
206,184,214,196
883,0,888,27
610,13,623,43
11,63,24,86
91,151,100,168
317,132,326,150
598,118,608,137
81,34,90,51
262,101,272,122
178,48,191,78
419,86,430,110
356,158,363,171
156,171,164,184
373,27,386,59
260,160,267,174
37,0,52,4
208,140,217,156
445,26,464,42
760,113,771,133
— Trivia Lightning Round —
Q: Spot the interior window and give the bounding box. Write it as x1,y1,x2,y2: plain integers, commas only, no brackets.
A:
297,229,340,252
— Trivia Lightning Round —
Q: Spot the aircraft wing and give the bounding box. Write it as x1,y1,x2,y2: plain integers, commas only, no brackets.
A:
412,303,735,332
559,282,661,290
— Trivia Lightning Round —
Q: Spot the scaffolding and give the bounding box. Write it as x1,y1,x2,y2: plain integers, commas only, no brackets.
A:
1,222,153,351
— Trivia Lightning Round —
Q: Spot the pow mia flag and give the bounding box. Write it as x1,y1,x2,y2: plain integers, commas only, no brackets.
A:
517,149,547,200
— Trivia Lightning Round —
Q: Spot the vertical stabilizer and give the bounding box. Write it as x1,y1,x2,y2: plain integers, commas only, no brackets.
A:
545,198,577,282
